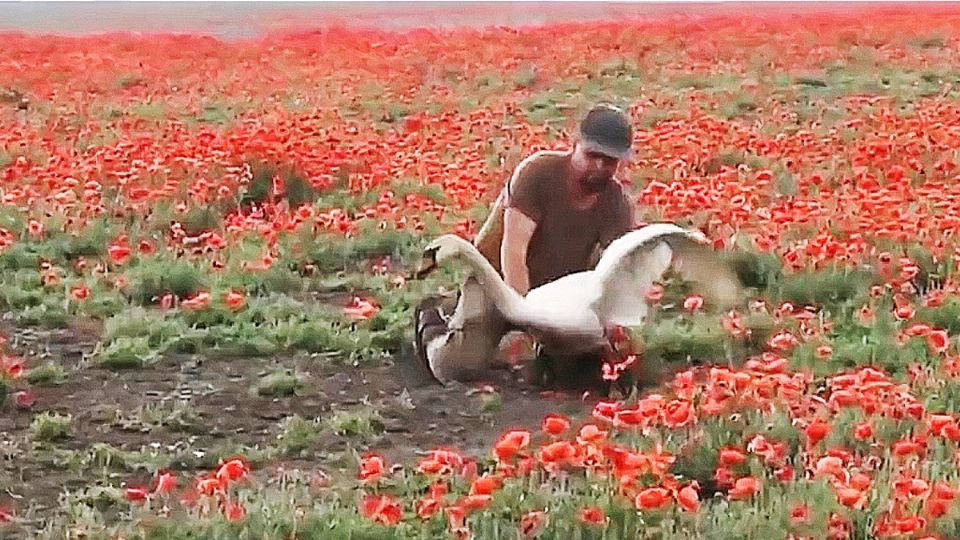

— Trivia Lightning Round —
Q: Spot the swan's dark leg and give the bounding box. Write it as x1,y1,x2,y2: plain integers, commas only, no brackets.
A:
600,324,644,395
602,324,631,357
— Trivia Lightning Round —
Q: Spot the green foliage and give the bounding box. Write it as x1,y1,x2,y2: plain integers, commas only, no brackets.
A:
49,234,108,262
255,368,304,397
277,415,324,455
326,406,385,439
31,411,73,442
773,267,874,307
641,316,730,368
240,162,318,208
19,297,70,327
181,206,222,236
0,242,43,270
722,251,783,292
917,298,960,334
93,335,159,369
304,228,420,273
27,362,67,386
127,257,208,304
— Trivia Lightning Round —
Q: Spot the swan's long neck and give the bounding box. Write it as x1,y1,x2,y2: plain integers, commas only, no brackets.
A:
453,245,532,323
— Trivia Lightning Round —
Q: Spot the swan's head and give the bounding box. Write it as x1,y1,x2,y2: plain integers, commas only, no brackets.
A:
411,234,474,279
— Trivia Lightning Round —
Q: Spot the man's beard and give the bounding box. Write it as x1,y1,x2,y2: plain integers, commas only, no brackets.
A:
580,175,610,194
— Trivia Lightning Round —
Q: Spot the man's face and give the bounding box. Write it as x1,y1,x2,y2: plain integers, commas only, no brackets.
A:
571,143,621,194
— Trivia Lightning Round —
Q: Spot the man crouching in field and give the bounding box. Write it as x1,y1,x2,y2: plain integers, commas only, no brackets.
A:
412,103,637,387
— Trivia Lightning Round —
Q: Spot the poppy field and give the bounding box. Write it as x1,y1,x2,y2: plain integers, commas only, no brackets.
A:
8,5,960,539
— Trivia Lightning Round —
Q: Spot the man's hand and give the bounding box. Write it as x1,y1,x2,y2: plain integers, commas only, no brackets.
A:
501,207,537,295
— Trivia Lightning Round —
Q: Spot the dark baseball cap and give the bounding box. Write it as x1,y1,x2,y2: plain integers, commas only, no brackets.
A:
578,104,634,161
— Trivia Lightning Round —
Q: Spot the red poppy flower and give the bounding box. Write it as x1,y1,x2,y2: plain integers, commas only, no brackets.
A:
153,472,177,494
182,291,211,311
683,295,704,312
224,290,246,311
663,399,694,428
359,454,386,484
927,329,951,354
344,296,378,321
107,244,132,265
635,487,672,510
494,429,530,458
470,474,500,496
215,458,248,485
223,500,246,522
728,477,761,500
361,494,402,526
196,476,222,497
895,305,916,321
460,494,492,511
578,506,606,526
416,497,442,520
853,422,874,441
644,285,664,303
719,448,747,467
2,356,23,379
519,510,546,538
125,487,149,504
677,483,700,512
790,504,809,525
541,414,571,435
13,391,36,410
805,419,830,447
70,286,90,301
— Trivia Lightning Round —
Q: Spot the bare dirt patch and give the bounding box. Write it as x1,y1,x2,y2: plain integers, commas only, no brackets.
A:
0,318,586,535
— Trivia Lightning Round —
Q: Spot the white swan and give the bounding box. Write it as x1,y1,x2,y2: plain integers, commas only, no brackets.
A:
413,223,742,362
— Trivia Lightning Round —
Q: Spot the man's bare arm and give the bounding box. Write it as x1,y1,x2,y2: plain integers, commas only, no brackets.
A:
501,207,537,295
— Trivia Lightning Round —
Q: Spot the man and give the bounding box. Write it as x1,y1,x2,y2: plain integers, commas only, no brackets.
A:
413,103,637,385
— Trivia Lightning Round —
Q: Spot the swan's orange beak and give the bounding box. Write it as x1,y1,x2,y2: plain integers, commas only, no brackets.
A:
410,247,439,280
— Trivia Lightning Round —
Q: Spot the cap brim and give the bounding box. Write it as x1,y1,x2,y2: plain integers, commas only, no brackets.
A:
581,139,634,162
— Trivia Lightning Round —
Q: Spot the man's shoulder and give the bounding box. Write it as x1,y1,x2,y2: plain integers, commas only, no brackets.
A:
511,149,569,183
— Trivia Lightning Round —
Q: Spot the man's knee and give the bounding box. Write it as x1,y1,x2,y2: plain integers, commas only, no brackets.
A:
414,272,513,384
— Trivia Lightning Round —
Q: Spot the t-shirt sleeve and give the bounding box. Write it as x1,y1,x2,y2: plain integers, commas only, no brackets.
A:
504,157,544,223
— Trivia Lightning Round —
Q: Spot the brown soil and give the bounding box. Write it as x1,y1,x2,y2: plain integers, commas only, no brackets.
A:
0,318,590,537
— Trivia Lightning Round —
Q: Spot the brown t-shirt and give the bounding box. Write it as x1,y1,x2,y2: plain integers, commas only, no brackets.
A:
474,150,635,290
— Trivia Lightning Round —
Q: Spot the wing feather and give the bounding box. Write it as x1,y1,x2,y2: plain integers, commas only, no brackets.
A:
590,223,742,325
669,238,743,310
593,240,673,327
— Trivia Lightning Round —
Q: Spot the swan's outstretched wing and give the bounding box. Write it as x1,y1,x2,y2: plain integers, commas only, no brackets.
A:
592,236,674,327
591,224,742,326
669,237,742,311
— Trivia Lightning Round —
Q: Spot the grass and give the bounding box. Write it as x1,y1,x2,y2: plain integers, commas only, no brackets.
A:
26,362,67,386
255,369,305,397
31,412,72,442
325,405,385,439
